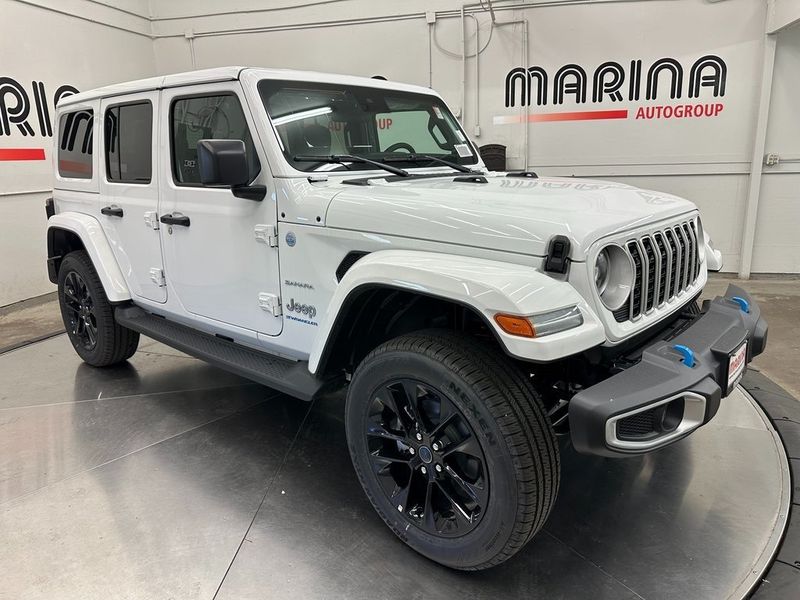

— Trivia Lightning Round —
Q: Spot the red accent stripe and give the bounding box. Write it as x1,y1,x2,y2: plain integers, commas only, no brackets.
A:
0,148,46,161
528,109,629,122
493,109,629,125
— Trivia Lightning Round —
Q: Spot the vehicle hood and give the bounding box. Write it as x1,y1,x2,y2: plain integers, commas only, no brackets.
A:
324,173,698,260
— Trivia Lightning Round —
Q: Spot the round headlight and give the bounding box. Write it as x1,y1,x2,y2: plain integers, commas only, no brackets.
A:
594,244,634,311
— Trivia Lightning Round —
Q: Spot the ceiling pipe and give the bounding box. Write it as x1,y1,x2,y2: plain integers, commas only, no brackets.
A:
483,0,497,23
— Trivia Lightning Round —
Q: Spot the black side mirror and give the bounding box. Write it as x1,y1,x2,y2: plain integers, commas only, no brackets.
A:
196,139,266,201
197,139,249,186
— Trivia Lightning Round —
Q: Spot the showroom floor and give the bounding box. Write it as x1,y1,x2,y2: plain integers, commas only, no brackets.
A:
0,275,797,599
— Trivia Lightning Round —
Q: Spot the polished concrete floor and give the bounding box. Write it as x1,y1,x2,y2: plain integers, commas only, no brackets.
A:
0,334,790,600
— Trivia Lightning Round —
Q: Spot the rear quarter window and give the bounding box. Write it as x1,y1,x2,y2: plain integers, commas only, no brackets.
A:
58,110,94,179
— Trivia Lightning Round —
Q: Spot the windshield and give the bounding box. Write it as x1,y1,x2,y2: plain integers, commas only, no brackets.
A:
258,79,478,172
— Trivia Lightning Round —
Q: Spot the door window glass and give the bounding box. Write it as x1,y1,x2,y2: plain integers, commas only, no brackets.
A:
171,94,260,185
105,102,152,183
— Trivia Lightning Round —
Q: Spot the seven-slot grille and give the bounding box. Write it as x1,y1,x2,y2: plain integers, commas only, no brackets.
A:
612,220,702,322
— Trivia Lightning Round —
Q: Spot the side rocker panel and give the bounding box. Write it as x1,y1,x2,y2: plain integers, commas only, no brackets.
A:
308,250,606,373
47,212,131,303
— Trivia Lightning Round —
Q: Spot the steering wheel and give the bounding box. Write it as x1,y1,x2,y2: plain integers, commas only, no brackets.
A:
385,142,416,154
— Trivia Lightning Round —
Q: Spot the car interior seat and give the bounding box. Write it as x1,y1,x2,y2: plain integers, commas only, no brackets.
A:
302,124,332,156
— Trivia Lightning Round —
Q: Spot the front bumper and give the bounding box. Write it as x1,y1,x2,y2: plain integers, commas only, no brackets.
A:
569,285,768,457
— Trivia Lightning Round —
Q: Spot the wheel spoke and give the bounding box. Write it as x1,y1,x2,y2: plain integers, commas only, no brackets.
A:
375,387,411,436
390,471,413,512
386,380,423,433
423,480,437,533
63,287,81,306
401,380,424,430
430,412,458,440
85,323,96,347
444,465,486,507
370,454,410,472
366,423,406,444
442,432,482,459
436,481,473,524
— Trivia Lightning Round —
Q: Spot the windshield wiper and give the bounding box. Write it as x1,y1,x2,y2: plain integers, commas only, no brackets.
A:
384,154,475,173
293,154,409,177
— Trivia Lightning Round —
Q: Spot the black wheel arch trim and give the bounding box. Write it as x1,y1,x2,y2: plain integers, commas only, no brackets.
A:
47,226,86,284
315,283,520,377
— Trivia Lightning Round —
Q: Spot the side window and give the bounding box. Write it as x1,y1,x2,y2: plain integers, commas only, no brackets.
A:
105,102,153,184
58,110,94,179
171,94,260,186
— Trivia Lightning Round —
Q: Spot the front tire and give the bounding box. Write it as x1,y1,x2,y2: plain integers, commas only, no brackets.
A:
345,331,560,570
57,250,139,366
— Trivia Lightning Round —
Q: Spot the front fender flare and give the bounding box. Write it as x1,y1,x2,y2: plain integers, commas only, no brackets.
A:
309,250,605,373
47,212,131,302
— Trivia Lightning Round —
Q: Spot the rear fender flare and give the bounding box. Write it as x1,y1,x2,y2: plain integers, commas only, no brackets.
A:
47,212,131,302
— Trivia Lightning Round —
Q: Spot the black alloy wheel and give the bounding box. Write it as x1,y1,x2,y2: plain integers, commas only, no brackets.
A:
62,270,98,351
366,378,489,537
57,250,140,367
346,330,560,570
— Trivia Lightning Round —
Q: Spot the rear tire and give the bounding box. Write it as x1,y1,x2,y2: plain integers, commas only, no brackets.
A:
345,330,560,570
57,250,139,366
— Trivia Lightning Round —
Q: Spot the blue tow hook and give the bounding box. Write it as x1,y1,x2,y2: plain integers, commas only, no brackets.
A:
673,344,696,368
731,296,750,313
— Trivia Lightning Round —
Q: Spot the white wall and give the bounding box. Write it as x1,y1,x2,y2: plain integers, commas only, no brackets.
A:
754,24,800,272
0,0,155,305
149,0,800,276
2,0,799,305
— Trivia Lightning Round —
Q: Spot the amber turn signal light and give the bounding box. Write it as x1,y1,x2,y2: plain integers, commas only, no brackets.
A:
494,314,535,338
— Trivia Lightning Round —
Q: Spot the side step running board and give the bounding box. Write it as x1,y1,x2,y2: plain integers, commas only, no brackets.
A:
115,306,334,401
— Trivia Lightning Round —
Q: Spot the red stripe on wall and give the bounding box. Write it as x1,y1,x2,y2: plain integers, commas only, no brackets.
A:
0,148,46,161
494,109,629,125
529,109,629,122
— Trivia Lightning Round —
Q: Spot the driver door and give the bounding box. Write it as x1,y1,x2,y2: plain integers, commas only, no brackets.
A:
158,82,282,338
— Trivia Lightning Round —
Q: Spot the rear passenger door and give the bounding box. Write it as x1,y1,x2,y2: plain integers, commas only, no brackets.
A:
99,92,166,303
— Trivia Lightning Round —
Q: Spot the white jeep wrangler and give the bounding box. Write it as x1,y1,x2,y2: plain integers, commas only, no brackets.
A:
46,67,767,570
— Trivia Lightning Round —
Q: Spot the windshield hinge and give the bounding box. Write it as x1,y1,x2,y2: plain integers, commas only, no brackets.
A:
255,224,278,247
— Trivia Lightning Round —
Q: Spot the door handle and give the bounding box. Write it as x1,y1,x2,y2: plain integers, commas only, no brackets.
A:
160,214,191,227
101,206,124,218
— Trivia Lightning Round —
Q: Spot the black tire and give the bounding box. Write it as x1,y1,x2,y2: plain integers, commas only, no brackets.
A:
57,250,139,367
345,330,560,570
